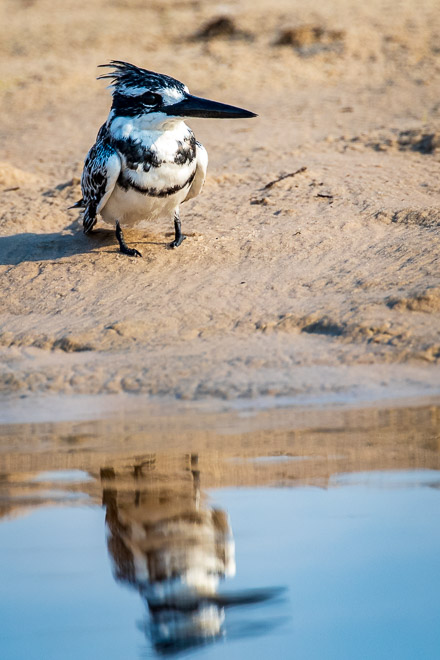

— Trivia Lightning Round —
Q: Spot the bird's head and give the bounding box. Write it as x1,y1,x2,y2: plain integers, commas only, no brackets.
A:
99,60,256,130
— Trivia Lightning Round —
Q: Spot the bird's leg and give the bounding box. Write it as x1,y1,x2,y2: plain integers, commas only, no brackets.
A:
115,220,142,257
169,209,186,249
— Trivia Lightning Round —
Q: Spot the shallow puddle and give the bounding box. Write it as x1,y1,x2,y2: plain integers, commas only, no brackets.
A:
1,402,440,659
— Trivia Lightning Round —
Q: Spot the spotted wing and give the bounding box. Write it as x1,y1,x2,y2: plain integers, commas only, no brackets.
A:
184,141,208,202
81,132,121,234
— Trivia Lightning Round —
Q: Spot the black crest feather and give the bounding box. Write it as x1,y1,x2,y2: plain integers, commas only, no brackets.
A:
97,60,186,94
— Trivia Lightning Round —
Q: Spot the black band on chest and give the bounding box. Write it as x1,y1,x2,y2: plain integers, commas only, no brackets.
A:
117,169,196,197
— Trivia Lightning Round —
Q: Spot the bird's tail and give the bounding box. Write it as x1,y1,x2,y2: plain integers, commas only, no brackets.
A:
68,198,85,209
83,207,97,234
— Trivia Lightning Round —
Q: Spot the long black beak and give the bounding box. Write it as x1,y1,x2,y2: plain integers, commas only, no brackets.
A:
164,94,257,119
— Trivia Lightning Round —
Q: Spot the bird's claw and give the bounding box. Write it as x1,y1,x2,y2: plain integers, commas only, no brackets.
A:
169,235,186,249
119,245,142,258
115,220,142,257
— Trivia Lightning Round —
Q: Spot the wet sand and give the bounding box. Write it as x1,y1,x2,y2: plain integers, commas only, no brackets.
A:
2,401,440,490
0,0,440,406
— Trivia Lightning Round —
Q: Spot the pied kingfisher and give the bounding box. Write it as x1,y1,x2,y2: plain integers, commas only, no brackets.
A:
73,61,256,257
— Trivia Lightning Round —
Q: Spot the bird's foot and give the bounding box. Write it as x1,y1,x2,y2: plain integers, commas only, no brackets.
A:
169,234,186,249
115,220,142,258
119,244,142,258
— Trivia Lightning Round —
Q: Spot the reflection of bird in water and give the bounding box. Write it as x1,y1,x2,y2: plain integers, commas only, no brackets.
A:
101,454,280,654
102,455,233,652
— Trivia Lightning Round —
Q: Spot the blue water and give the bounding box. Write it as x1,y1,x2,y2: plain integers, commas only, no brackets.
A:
1,470,439,660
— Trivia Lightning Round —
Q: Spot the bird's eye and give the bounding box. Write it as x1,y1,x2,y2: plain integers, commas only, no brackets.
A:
139,92,161,106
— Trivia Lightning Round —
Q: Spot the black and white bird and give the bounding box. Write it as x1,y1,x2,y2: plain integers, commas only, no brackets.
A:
73,61,256,257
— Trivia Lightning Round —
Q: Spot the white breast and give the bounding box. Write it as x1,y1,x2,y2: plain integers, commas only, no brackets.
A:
101,177,194,227
100,117,197,227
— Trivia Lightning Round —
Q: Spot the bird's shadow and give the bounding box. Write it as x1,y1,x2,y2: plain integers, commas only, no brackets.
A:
0,225,168,266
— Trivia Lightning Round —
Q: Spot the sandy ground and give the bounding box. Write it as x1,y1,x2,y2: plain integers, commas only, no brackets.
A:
1,0,440,405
